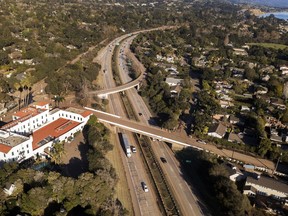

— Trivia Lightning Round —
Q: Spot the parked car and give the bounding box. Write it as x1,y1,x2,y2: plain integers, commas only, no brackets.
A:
141,182,148,192
197,139,207,144
131,146,136,153
160,157,167,163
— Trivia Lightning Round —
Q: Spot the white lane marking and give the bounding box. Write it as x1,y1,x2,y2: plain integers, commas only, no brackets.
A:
84,107,121,118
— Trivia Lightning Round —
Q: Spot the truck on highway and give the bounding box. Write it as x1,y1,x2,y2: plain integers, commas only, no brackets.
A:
121,133,131,157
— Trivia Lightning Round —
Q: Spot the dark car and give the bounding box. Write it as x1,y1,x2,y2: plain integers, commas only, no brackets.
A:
160,157,167,163
138,112,143,116
141,182,149,192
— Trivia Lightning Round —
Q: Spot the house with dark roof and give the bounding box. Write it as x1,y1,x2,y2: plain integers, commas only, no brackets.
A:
229,115,240,124
225,163,244,182
228,133,243,144
244,173,288,199
243,185,257,197
207,123,227,139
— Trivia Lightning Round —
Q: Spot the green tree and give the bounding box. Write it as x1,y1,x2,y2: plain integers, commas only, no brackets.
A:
50,142,65,164
21,187,50,216
257,138,271,157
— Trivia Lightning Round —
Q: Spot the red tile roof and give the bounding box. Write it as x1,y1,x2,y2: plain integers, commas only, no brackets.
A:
0,144,12,153
81,110,92,118
13,107,46,118
32,118,80,150
33,101,50,107
1,108,47,130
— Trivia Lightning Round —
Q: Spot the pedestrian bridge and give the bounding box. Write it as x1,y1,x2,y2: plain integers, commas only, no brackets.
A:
84,107,275,170
89,69,144,99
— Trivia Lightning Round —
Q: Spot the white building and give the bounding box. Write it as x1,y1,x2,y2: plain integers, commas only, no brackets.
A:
244,174,288,199
165,77,183,87
0,102,92,163
207,123,227,139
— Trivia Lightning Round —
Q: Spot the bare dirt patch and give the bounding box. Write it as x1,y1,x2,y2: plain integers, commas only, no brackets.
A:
106,133,133,214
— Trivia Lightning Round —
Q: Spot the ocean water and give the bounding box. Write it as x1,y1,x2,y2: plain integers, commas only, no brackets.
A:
260,12,288,20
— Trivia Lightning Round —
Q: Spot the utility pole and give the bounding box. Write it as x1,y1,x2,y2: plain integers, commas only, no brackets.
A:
273,152,282,175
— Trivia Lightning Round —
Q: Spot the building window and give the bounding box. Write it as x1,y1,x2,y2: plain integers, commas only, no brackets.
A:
12,152,14,156
27,150,29,154
26,144,28,148
4,154,6,158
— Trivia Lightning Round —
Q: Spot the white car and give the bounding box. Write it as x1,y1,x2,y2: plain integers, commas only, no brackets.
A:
141,182,148,192
131,146,136,153
197,139,207,144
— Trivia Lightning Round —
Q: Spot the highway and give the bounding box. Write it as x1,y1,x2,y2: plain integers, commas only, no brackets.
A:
96,30,162,216
91,27,276,216
116,36,206,215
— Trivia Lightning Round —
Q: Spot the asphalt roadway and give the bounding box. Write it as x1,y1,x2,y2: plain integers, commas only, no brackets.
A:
116,37,206,216
95,31,162,216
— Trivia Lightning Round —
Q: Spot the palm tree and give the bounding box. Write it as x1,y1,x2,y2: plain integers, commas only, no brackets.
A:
18,86,23,110
23,85,28,107
27,86,32,106
52,95,65,108
50,141,65,165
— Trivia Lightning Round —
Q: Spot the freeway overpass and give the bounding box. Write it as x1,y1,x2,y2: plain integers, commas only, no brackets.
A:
85,107,275,170
89,72,144,99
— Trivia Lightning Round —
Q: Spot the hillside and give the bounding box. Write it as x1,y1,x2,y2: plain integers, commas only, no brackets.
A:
229,0,288,8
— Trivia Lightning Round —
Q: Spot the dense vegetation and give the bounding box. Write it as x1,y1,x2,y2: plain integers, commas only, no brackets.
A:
0,116,125,216
0,0,184,104
131,2,288,162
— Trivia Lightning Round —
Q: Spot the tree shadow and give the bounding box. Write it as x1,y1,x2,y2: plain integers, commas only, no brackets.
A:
60,142,89,178
175,148,212,215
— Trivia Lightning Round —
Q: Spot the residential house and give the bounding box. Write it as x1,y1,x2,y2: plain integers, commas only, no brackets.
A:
3,183,16,196
208,123,227,139
170,85,182,97
233,48,248,56
231,67,245,78
219,100,234,108
261,74,270,82
270,98,286,110
270,134,283,143
165,77,183,87
241,106,250,112
229,115,240,125
228,133,243,144
280,66,288,76
225,163,244,182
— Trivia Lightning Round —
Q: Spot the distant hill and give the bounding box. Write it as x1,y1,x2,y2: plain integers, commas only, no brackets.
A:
229,0,288,8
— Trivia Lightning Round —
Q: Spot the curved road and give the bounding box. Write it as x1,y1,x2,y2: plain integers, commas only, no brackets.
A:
90,26,276,216
116,37,207,216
